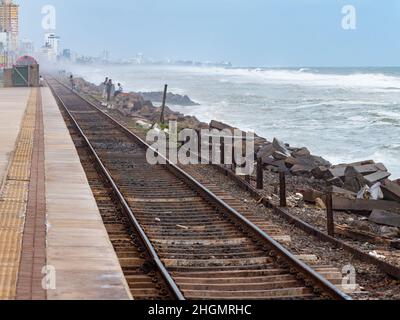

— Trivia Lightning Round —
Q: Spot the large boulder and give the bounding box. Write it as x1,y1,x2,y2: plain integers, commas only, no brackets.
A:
344,166,367,192
139,91,200,106
272,138,291,157
311,166,331,180
291,147,311,158
381,180,400,202
257,143,274,160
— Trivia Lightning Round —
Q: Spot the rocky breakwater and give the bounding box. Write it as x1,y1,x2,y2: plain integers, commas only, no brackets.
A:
255,134,400,238
73,77,208,131
113,93,207,130
257,138,331,176
139,91,200,106
210,120,267,150
74,77,103,96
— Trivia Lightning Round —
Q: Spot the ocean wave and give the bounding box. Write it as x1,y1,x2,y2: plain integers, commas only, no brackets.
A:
368,110,400,120
380,143,400,151
294,100,389,110
298,68,311,73
181,66,400,91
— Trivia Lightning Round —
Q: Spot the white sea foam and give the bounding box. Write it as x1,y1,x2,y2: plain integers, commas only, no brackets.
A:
180,66,400,91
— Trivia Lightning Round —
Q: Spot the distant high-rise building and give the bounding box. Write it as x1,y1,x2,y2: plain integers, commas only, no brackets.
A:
43,33,60,61
0,0,19,52
20,39,34,55
62,49,71,60
44,33,60,54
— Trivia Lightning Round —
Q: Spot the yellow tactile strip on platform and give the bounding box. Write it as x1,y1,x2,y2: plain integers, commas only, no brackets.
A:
0,89,36,300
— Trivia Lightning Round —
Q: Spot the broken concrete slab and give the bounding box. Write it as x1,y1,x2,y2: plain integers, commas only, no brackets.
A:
327,177,345,188
352,164,378,175
273,151,289,160
333,196,400,213
290,164,314,176
344,160,376,167
291,147,311,158
209,120,250,140
254,137,268,148
301,186,356,205
257,143,274,159
272,138,291,157
350,163,387,175
330,161,383,177
311,155,331,167
331,186,357,199
262,156,276,166
295,155,331,169
381,180,400,203
375,163,388,172
284,156,299,168
344,166,366,192
364,171,391,186
328,167,347,179
369,210,400,228
210,120,236,131
311,166,330,180
271,160,290,173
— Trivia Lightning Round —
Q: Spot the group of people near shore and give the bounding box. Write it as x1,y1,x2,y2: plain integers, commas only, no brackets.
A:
100,77,124,108
68,74,124,108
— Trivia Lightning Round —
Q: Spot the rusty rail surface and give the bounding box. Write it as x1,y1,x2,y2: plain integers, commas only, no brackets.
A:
47,76,350,300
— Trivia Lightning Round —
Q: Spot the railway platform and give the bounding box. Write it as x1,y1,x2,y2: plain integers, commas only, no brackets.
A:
0,87,132,300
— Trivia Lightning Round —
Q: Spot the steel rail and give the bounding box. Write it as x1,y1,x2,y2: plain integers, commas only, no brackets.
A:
47,76,351,300
47,78,185,301
214,164,400,280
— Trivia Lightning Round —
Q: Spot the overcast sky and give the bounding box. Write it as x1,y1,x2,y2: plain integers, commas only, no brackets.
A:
17,0,400,67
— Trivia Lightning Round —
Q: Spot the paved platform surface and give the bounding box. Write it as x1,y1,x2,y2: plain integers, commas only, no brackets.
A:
0,88,31,187
42,87,131,300
0,87,132,300
0,88,35,300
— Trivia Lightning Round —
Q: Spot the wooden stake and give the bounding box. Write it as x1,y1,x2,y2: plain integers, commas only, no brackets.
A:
256,158,264,190
160,84,168,124
326,191,335,237
279,172,287,207
197,130,202,164
220,139,225,165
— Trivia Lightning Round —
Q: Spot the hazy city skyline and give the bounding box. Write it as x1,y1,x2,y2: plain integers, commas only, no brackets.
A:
17,0,400,67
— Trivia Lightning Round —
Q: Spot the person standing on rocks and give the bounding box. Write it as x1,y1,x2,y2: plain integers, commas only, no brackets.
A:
106,79,115,108
101,77,108,99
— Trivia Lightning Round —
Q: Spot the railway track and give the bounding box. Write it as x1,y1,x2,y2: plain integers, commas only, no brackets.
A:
47,76,350,300
65,121,175,300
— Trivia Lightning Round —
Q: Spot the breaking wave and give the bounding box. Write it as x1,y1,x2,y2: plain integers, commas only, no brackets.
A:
182,66,400,91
